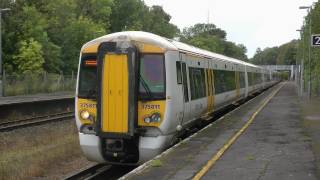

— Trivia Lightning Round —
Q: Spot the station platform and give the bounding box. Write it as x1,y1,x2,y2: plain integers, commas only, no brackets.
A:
0,92,74,106
123,82,318,180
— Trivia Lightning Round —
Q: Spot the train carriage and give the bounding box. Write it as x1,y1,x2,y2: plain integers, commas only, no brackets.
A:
75,31,279,164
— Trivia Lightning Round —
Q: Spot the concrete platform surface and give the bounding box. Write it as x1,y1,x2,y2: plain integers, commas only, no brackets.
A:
123,82,317,180
0,92,74,106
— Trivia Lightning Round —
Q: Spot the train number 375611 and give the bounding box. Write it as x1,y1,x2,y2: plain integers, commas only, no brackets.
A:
142,104,160,110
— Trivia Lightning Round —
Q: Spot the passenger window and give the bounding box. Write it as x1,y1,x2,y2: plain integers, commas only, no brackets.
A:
214,70,236,94
189,67,206,100
176,61,182,84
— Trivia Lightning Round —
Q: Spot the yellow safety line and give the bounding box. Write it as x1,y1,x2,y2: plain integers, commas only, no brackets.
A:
193,83,285,180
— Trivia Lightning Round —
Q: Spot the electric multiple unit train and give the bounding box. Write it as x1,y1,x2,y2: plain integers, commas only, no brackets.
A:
75,31,279,164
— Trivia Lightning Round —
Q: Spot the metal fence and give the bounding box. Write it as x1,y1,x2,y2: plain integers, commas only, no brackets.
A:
2,72,76,96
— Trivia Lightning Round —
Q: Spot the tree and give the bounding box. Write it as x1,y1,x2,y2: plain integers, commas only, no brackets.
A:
143,6,179,38
110,0,148,32
2,0,251,76
251,47,278,65
110,1,179,38
181,23,248,60
181,23,226,41
75,0,113,30
250,40,298,65
223,41,248,61
60,17,106,73
3,5,62,73
13,38,45,74
276,40,298,65
188,36,224,54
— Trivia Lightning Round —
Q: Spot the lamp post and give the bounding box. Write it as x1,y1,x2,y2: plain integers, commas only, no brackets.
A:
299,5,312,99
0,8,10,97
296,29,303,96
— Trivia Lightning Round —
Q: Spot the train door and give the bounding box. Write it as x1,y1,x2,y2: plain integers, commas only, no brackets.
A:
96,42,137,137
206,61,214,114
180,53,190,123
244,65,249,97
235,65,240,99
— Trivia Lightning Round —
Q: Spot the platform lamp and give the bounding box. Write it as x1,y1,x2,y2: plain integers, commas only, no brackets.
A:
0,8,11,97
299,5,312,99
296,29,303,96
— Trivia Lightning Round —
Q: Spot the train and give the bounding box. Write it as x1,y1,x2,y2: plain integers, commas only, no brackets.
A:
75,31,280,164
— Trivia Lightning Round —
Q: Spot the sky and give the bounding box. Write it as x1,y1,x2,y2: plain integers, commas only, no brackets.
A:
144,0,317,58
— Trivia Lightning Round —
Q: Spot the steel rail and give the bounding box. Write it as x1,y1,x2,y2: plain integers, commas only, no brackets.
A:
0,111,74,132
64,164,112,180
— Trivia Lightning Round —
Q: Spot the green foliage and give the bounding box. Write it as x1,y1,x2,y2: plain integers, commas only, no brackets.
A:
144,6,179,38
110,1,179,38
188,35,224,53
276,40,298,65
181,23,226,40
13,38,44,75
296,1,320,95
180,23,248,60
75,0,113,29
250,40,297,65
110,0,147,32
250,47,279,65
2,0,247,76
223,41,248,61
60,16,106,73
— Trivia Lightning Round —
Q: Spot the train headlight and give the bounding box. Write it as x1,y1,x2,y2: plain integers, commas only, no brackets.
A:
144,117,151,123
80,110,90,120
144,113,161,123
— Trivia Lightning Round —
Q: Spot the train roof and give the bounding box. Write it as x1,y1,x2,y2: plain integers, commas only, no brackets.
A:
82,31,264,70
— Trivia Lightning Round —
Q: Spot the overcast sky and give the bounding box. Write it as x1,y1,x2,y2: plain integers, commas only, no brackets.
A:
144,0,317,58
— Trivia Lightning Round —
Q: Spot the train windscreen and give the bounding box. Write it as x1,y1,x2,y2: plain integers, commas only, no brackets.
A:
139,54,165,100
78,54,97,99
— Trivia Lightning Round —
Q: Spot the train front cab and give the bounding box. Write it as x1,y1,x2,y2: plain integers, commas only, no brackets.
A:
76,40,168,164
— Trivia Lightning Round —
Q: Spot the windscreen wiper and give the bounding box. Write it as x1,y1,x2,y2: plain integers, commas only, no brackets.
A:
86,89,97,99
139,74,153,99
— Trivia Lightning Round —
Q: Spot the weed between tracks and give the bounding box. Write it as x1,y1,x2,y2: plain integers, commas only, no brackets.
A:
0,120,89,179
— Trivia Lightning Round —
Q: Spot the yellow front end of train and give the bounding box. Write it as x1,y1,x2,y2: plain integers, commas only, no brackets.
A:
76,34,168,164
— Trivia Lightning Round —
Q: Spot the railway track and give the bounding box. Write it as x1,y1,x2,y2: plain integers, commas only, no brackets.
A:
0,111,74,132
64,164,136,180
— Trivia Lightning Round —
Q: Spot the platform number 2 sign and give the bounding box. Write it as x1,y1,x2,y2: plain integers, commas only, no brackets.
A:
312,35,320,47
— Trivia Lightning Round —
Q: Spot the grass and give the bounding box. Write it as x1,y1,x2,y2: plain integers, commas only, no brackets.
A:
150,159,163,167
301,97,320,179
0,121,84,179
4,73,75,96
245,154,255,161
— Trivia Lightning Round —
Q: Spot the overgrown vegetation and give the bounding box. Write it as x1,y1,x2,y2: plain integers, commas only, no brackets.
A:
297,2,320,95
4,73,75,96
0,121,89,179
301,97,320,178
1,0,249,78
